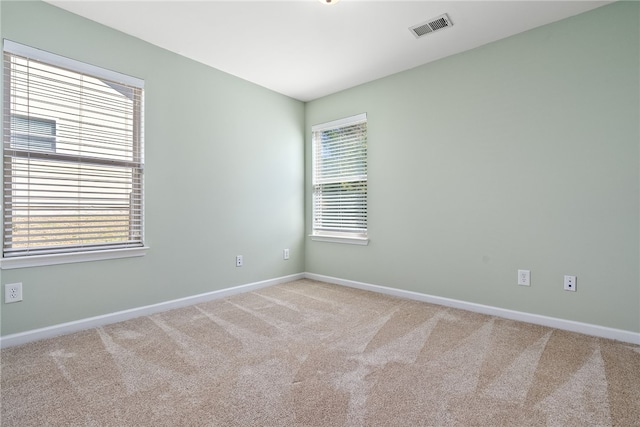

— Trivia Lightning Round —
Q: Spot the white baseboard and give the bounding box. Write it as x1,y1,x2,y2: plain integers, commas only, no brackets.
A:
0,273,305,349
3,272,638,348
304,273,640,345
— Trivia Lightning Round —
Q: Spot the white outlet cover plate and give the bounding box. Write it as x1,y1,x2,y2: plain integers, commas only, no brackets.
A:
518,270,530,286
564,275,577,291
5,282,23,303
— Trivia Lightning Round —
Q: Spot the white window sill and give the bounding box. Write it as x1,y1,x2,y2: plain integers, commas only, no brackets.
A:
310,235,369,246
0,247,150,270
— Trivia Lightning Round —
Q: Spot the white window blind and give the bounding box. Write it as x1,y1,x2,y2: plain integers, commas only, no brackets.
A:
2,40,144,258
312,113,367,240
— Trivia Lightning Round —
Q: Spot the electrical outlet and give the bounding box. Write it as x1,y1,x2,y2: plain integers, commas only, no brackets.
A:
564,275,577,292
283,249,290,260
5,283,23,303
517,270,530,286
236,255,243,267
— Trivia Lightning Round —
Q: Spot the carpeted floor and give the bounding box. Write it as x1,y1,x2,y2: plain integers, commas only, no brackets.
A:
1,279,639,426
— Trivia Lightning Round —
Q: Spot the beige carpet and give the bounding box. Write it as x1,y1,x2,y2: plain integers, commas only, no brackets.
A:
1,279,639,426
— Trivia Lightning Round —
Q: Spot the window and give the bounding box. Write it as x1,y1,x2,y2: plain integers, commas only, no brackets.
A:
10,115,56,152
2,40,145,266
311,113,368,244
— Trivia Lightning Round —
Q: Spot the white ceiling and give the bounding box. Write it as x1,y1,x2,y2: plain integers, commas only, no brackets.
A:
45,0,613,102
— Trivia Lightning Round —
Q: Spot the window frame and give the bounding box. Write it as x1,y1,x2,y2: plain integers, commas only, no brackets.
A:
310,113,369,246
1,40,148,269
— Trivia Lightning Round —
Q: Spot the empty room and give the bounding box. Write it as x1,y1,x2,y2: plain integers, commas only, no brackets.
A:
1,0,638,425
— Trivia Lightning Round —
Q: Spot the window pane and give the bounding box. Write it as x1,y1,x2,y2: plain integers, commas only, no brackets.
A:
10,115,56,152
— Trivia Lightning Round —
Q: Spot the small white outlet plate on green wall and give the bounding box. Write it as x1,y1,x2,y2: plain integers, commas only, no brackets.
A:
564,275,577,291
5,283,23,303
518,270,530,286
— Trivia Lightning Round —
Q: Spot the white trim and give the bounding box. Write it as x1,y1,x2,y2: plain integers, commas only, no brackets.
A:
304,273,640,345
311,112,367,132
3,39,144,87
3,272,636,348
0,273,305,348
310,235,369,245
1,247,150,270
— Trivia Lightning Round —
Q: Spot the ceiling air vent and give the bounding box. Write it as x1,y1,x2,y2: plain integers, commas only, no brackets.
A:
409,14,453,39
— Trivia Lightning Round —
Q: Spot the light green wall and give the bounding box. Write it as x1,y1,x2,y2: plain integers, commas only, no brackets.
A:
306,1,640,332
0,1,305,335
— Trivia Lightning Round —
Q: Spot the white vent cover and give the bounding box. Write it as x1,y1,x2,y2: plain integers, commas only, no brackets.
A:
409,14,453,39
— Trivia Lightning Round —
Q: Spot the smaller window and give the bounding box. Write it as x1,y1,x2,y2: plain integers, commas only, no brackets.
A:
311,113,368,244
10,115,56,152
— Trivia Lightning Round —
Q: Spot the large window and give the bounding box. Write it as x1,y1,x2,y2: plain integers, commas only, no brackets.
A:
311,113,368,244
2,40,145,265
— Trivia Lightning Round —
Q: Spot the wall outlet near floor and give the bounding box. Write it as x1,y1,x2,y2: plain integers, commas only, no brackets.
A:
283,248,290,260
517,270,531,286
564,275,577,292
5,283,23,303
236,255,243,267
